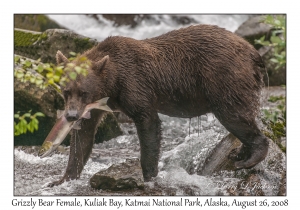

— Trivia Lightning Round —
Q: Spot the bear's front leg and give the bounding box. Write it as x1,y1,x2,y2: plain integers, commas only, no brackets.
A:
48,110,105,187
133,112,162,182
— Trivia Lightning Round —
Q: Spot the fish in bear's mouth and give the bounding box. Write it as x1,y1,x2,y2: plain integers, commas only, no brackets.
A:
38,97,113,158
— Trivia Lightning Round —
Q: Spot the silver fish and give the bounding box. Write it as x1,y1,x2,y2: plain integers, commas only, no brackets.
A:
38,97,112,158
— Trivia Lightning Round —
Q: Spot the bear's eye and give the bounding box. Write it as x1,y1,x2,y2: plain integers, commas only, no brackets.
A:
79,91,88,99
63,90,71,99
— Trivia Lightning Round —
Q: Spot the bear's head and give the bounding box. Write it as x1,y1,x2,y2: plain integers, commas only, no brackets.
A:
56,50,113,122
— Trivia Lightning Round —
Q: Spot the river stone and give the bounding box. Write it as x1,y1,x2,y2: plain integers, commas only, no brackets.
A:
235,15,271,48
258,46,286,86
199,133,241,175
14,28,97,63
90,158,144,190
14,14,64,32
199,134,286,174
198,133,286,196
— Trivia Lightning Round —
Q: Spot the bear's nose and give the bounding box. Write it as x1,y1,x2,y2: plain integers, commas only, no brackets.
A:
66,110,79,122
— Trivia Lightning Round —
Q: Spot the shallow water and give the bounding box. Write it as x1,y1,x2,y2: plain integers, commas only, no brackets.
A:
14,112,285,196
14,113,227,195
47,14,249,41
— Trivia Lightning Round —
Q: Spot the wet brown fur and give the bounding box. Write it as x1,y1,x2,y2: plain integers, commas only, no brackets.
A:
51,25,268,186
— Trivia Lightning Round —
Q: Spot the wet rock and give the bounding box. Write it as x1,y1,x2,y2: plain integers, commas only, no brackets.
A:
14,14,64,32
228,173,265,196
235,15,271,48
198,132,286,195
170,15,198,25
199,133,241,175
258,46,286,86
260,86,286,109
101,14,151,28
200,133,286,174
90,158,144,191
14,28,97,63
259,86,286,152
277,172,286,196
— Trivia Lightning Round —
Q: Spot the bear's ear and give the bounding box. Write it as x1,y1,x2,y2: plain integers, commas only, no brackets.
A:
93,55,109,74
56,50,68,65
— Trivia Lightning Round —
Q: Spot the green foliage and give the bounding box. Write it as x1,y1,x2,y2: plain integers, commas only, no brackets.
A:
263,96,286,123
14,53,91,136
256,15,286,152
262,95,286,152
254,15,286,70
14,52,90,90
74,38,94,52
14,111,45,136
14,30,47,47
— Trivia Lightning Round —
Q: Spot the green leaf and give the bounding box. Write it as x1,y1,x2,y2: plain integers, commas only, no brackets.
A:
27,122,33,133
30,77,36,83
56,66,64,74
15,72,24,79
69,72,77,80
270,58,279,63
35,79,43,85
24,60,32,67
53,75,60,82
69,52,77,56
75,66,82,73
14,114,19,118
33,122,38,130
270,36,282,44
35,112,45,117
45,65,53,72
274,19,281,26
48,78,54,84
265,15,273,23
19,122,24,134
23,113,31,118
262,41,270,46
46,72,53,78
67,63,75,68
79,56,87,62
37,64,44,73
14,56,20,63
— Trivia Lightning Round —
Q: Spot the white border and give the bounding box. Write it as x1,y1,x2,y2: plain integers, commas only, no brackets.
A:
4,0,299,208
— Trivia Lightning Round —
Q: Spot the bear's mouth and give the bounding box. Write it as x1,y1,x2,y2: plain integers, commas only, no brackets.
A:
38,97,113,158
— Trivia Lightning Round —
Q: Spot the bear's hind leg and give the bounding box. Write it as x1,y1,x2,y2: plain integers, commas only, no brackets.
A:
217,117,269,170
132,111,162,182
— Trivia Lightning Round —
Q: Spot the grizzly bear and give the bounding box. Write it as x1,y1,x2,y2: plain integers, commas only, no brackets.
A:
50,24,268,186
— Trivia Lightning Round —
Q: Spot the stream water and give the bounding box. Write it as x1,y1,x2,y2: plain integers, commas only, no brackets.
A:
14,15,286,196
14,114,232,195
14,112,285,196
47,14,250,41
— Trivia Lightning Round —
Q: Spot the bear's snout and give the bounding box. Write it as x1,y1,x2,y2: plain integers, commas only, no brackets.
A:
65,110,79,122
